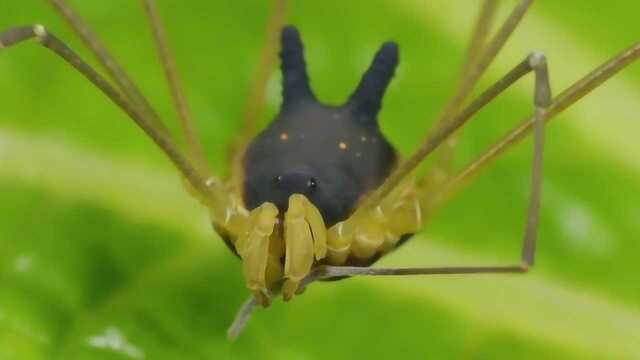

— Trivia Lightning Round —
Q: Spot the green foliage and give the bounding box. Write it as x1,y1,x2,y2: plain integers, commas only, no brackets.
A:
1,0,639,358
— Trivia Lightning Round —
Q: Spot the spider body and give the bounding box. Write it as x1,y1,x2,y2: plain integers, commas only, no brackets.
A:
243,27,398,227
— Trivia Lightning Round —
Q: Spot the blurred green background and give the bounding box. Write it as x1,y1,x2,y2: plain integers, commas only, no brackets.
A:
1,0,639,359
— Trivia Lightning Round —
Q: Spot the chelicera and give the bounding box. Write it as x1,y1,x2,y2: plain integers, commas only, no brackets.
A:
1,0,638,340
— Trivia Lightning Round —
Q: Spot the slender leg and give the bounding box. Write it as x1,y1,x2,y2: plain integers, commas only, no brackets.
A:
47,0,170,137
140,0,213,178
227,296,257,341
436,42,640,208
356,0,534,213
426,0,499,185
228,0,289,192
0,26,233,220
312,52,551,281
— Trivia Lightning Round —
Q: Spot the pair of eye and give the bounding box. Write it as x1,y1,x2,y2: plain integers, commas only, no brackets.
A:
274,175,318,190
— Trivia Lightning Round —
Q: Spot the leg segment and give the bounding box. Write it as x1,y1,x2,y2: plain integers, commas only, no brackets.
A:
141,0,213,178
319,52,551,278
0,26,235,225
439,42,640,204
48,0,170,137
228,0,289,193
356,0,534,212
427,0,499,183
328,52,553,265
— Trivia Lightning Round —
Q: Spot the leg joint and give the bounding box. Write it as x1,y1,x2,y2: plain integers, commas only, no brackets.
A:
528,51,547,69
32,24,48,42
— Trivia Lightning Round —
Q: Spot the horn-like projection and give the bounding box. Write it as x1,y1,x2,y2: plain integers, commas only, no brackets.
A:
280,26,315,109
348,42,399,121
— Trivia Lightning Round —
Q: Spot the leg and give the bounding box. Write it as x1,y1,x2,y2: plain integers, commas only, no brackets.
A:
0,26,235,224
426,0,499,185
356,0,534,212
227,296,257,341
141,0,213,178
332,51,554,258
228,0,289,193
320,52,551,279
47,0,170,137
436,42,640,208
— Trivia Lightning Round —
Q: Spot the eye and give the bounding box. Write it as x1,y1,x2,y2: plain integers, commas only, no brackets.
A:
306,177,317,191
274,175,284,184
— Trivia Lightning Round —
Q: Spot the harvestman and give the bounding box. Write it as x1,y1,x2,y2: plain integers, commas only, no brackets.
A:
1,0,638,340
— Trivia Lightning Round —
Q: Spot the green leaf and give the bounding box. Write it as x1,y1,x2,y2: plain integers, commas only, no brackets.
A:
1,0,639,358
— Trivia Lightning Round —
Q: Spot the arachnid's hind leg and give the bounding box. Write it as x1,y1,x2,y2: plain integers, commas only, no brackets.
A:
228,0,289,193
426,0,499,186
439,42,640,203
141,0,212,178
322,51,551,277
325,51,552,265
421,0,532,194
47,0,170,137
0,26,240,230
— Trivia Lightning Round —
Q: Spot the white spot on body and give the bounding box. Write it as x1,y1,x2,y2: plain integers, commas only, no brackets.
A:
280,132,289,141
355,152,362,158
339,141,348,150
360,136,367,142
87,326,145,359
332,113,341,120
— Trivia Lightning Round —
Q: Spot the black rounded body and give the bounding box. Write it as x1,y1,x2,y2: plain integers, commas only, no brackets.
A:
242,26,400,226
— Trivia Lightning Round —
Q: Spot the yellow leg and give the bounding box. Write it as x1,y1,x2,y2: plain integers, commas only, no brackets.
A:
283,194,326,300
235,202,278,307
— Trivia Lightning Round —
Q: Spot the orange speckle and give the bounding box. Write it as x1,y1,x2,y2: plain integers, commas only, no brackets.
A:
339,141,348,150
280,132,289,141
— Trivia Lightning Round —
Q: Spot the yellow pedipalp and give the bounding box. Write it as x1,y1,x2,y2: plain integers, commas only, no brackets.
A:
283,194,315,300
303,196,327,260
235,202,278,306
